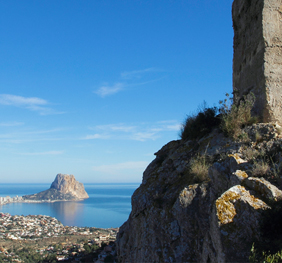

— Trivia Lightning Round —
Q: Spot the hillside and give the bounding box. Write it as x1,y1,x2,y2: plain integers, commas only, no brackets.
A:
22,188,76,201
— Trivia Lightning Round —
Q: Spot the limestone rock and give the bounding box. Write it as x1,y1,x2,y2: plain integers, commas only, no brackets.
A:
51,174,89,200
23,174,88,201
243,176,282,202
214,185,270,262
116,123,282,263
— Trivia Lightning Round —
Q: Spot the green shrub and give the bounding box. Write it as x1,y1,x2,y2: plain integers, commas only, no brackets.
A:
219,93,258,140
180,103,220,141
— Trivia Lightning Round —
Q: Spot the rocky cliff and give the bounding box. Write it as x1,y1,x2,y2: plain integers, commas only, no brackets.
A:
116,123,282,262
23,174,89,201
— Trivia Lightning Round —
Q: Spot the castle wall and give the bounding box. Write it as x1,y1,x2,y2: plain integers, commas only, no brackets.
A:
233,0,282,123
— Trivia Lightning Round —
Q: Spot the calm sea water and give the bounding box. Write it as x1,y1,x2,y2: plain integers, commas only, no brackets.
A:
0,183,139,228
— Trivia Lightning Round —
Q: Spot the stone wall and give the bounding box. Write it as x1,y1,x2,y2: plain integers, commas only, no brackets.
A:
233,0,282,123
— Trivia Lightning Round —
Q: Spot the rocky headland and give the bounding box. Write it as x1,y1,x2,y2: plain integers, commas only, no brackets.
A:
116,123,282,262
23,174,89,202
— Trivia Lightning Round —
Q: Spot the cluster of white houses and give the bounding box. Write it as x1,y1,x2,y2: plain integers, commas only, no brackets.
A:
0,213,118,262
0,213,117,242
0,196,23,205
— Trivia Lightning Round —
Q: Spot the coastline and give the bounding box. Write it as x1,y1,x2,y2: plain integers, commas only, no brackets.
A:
0,196,85,206
0,184,136,228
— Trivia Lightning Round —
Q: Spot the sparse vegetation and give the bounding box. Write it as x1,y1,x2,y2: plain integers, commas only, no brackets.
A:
190,153,211,182
252,160,271,177
219,92,258,140
255,131,263,143
180,92,259,142
250,244,282,263
243,148,260,161
237,131,250,142
271,157,282,180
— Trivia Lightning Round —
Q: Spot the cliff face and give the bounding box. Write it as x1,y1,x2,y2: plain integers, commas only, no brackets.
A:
23,174,89,201
116,123,282,262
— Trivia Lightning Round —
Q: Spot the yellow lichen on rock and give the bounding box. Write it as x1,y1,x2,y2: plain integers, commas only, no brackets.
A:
216,185,269,226
228,153,246,164
234,170,248,180
216,189,241,225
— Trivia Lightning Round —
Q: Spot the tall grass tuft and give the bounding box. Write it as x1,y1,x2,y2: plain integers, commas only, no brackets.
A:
190,151,211,182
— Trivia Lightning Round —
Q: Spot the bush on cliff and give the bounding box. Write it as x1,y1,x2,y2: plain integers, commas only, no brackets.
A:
180,92,258,142
219,92,258,139
180,103,220,141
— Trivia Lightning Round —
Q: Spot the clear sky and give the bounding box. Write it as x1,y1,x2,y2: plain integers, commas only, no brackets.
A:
0,0,234,184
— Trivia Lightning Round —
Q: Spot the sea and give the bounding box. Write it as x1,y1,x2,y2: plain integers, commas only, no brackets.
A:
0,183,140,229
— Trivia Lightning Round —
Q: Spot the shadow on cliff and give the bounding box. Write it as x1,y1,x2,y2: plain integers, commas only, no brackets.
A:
258,200,282,254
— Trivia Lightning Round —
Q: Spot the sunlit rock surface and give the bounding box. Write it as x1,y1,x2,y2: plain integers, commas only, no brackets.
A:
116,124,282,262
23,174,89,201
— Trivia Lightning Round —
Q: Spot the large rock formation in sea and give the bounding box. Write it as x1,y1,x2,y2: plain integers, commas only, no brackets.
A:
23,174,89,201
116,124,282,262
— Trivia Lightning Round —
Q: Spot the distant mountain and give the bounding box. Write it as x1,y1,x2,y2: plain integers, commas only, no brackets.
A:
23,174,89,201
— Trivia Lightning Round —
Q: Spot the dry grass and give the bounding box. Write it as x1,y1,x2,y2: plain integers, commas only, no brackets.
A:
190,154,210,182
243,148,260,161
220,93,258,140
255,131,263,143
252,161,271,177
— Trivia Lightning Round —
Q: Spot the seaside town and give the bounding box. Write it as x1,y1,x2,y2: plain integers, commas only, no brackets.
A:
0,195,62,205
0,196,23,205
0,178,119,262
0,212,118,262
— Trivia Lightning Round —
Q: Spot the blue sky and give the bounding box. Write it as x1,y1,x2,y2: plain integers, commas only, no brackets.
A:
0,0,234,183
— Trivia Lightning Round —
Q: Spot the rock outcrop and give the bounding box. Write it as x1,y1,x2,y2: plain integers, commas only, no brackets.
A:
23,174,89,201
50,174,89,200
116,123,282,262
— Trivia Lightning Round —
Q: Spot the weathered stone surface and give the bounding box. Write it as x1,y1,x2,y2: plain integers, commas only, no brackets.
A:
244,176,282,202
50,174,89,200
233,0,282,123
215,185,270,262
244,123,282,141
209,155,249,196
116,123,282,263
118,183,211,263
